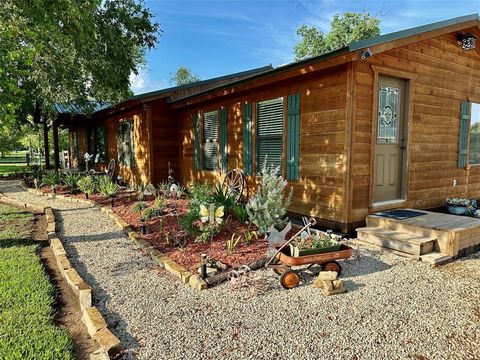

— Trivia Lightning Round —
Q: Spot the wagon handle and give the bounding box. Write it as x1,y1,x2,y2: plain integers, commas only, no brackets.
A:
265,218,317,267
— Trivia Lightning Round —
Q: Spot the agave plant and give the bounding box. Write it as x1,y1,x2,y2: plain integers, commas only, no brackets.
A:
63,173,81,192
41,171,61,193
77,175,96,199
97,176,118,206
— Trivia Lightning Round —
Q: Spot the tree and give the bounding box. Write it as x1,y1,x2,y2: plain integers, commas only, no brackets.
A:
170,66,201,86
0,0,160,128
294,12,380,60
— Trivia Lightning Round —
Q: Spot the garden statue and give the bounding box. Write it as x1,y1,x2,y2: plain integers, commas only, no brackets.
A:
266,222,292,256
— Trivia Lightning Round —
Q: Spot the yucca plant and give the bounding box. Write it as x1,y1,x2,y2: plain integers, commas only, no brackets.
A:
63,173,81,192
97,176,118,206
41,171,61,193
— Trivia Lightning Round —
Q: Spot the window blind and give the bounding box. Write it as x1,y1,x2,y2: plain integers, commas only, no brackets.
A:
257,98,283,171
203,110,219,171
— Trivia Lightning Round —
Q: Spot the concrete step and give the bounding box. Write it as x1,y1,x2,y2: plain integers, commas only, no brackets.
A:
420,252,452,266
356,227,436,256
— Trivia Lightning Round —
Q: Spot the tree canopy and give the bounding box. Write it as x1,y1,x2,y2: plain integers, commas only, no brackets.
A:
294,12,381,60
170,66,201,86
0,0,160,127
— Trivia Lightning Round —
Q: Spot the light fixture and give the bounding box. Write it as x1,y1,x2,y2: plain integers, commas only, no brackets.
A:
457,33,476,50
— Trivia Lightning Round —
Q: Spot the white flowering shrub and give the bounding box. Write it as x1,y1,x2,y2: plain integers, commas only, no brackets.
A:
246,160,292,235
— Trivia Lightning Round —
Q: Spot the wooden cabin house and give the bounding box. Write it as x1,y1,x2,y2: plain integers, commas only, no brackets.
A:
61,14,480,250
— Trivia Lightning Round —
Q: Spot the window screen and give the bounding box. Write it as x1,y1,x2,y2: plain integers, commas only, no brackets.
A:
257,98,284,170
203,110,219,171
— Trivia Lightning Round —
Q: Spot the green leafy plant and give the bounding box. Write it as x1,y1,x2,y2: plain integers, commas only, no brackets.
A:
142,197,166,221
179,183,215,235
156,181,171,197
291,232,336,250
133,201,147,217
243,223,258,245
77,176,96,198
63,173,81,192
213,183,235,213
97,176,118,198
41,171,61,190
232,203,249,223
226,233,242,255
246,159,292,234
195,204,224,243
174,184,187,199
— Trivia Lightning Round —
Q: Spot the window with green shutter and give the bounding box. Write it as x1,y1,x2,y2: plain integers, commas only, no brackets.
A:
242,103,252,175
193,113,200,170
203,110,219,171
256,97,283,171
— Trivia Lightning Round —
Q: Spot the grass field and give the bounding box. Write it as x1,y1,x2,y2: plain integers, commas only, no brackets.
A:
0,204,74,359
0,151,43,175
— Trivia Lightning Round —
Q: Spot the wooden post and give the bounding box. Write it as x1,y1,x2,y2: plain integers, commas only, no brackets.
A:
43,120,50,169
53,122,60,170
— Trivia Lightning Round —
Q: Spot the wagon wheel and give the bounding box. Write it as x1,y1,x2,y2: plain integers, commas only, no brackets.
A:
273,265,291,276
222,169,247,203
323,261,342,275
280,270,300,289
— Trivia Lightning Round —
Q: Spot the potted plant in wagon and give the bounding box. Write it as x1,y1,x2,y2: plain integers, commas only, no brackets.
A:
446,198,470,215
289,231,341,257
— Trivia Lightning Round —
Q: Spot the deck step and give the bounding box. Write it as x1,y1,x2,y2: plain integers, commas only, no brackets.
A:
420,252,452,266
356,227,436,256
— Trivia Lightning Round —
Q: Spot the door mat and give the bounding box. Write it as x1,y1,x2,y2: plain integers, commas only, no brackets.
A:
375,209,427,220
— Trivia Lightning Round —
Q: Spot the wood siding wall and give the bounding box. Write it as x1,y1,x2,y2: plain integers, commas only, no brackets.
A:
349,27,480,223
178,65,350,228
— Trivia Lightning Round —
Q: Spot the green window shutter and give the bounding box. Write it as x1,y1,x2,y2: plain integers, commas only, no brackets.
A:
129,120,136,168
242,103,252,175
123,122,131,167
203,111,219,171
219,108,228,173
116,124,123,165
257,98,284,171
458,101,471,168
193,113,200,170
286,93,300,180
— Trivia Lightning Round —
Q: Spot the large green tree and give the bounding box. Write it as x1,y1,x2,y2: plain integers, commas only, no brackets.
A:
170,66,201,86
294,12,381,60
0,0,160,133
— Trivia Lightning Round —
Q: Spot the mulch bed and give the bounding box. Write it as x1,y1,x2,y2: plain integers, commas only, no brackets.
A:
39,185,273,271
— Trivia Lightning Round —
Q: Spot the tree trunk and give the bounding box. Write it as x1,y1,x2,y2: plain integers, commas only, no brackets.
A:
43,121,50,169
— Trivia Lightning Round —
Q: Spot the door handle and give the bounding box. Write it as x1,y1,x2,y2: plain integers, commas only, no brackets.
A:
400,137,407,150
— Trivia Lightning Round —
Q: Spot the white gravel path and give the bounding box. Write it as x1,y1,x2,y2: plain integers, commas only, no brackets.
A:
1,179,479,360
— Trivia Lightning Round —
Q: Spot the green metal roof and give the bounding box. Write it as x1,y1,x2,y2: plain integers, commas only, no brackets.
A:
128,65,273,101
54,101,110,115
349,13,479,51
171,13,480,104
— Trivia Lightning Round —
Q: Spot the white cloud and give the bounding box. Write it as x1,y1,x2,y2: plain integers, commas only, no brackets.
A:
129,67,169,95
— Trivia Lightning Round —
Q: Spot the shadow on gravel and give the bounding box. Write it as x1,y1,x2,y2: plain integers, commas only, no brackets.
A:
341,254,392,278
52,211,140,357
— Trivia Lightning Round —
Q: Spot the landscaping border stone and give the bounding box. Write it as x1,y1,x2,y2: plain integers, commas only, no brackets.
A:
25,186,210,291
0,191,122,359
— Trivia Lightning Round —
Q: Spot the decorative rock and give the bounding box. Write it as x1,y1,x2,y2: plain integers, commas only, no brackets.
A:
322,280,334,291
82,307,107,337
318,271,338,281
164,260,188,279
56,254,72,274
181,271,193,284
323,287,347,296
333,280,344,290
197,266,218,277
89,349,110,360
189,274,208,291
94,327,123,356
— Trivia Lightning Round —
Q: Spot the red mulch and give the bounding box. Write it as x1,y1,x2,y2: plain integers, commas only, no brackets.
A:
39,185,273,271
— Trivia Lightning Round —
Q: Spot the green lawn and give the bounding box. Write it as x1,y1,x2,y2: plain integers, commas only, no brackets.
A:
0,204,74,360
0,151,29,175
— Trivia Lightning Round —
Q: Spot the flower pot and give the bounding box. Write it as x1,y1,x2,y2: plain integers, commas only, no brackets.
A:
447,205,468,215
289,243,342,257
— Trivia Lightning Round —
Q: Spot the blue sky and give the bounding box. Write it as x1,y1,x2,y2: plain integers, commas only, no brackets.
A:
129,0,480,94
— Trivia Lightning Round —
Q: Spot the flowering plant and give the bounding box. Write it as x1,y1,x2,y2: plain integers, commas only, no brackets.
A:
446,198,470,207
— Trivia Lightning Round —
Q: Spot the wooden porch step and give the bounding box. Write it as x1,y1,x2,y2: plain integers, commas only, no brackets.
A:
356,227,436,256
420,252,452,266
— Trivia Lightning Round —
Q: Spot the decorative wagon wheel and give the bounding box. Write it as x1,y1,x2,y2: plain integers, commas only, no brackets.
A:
222,169,248,203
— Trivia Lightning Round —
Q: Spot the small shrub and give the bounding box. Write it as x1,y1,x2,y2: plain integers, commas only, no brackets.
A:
156,181,170,197
246,160,292,235
133,201,147,215
243,223,258,244
179,211,201,236
232,203,249,223
97,176,118,198
179,183,215,235
77,176,96,196
142,207,162,221
174,184,187,199
41,171,61,189
63,173,81,191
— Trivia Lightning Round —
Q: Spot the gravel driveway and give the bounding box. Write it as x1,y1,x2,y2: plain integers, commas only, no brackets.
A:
1,180,479,360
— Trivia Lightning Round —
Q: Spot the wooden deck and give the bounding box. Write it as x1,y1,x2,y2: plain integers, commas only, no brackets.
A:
365,209,480,257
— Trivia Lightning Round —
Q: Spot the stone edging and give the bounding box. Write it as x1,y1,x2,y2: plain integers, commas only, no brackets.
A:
1,192,122,360
25,188,209,291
